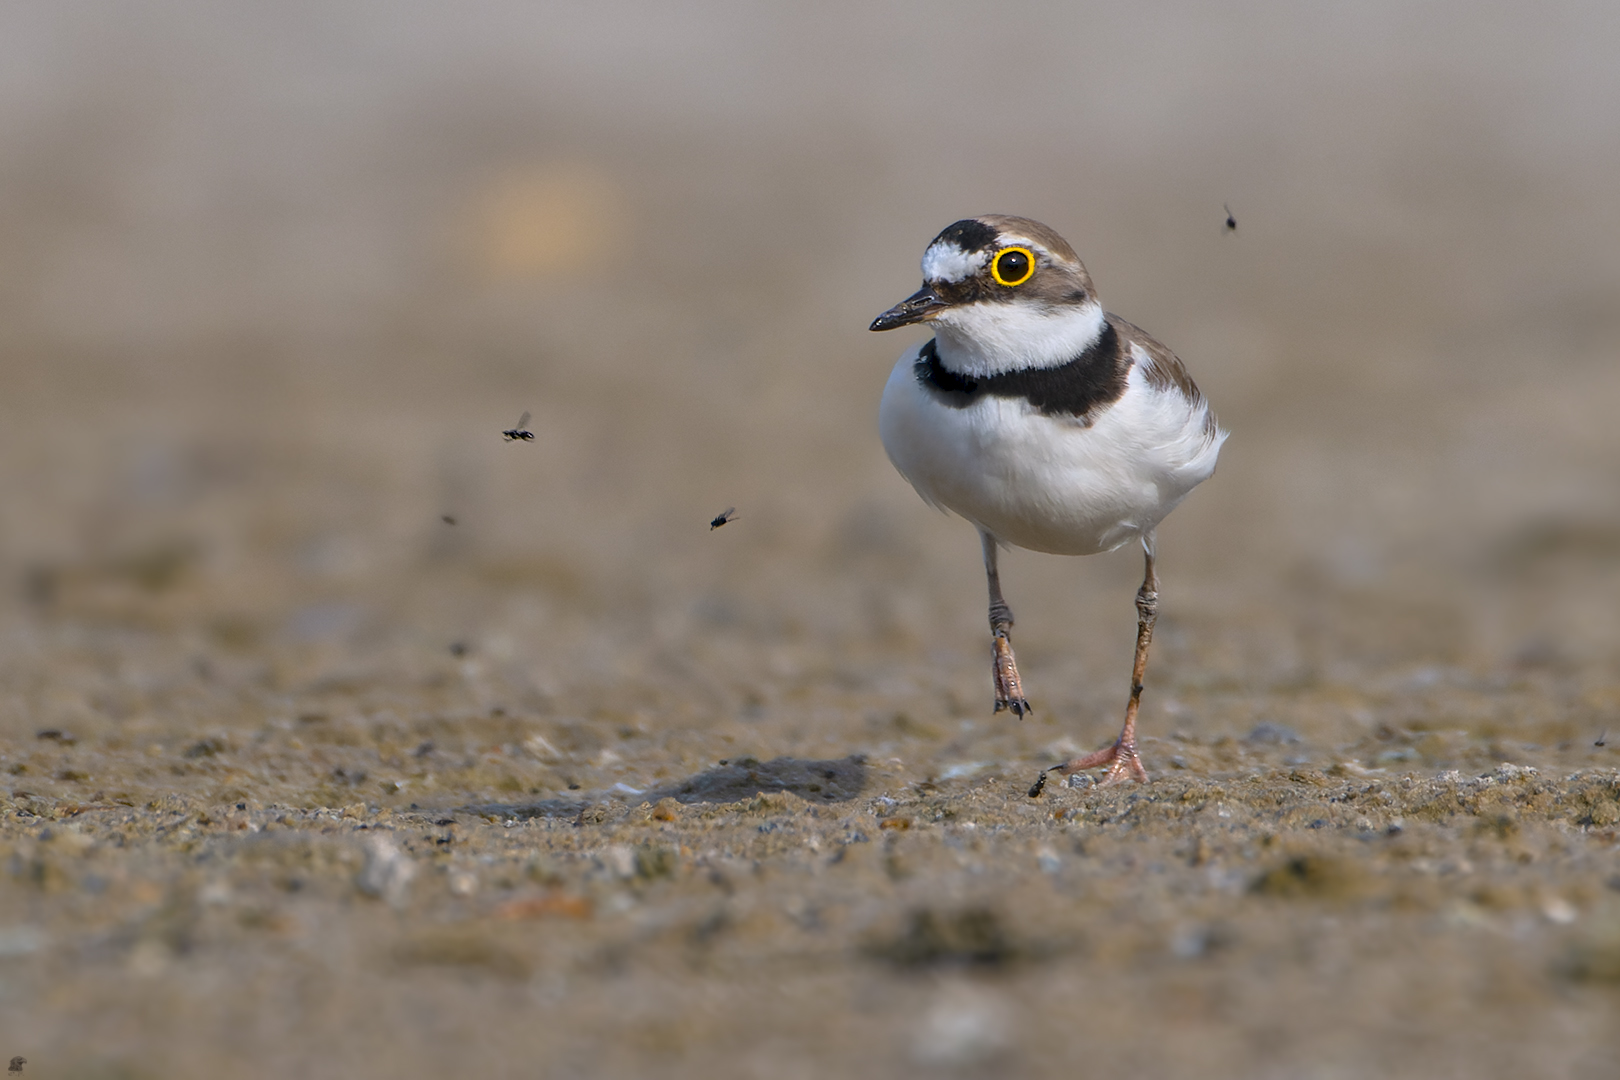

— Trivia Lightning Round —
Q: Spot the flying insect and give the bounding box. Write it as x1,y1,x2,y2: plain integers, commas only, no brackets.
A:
502,412,535,441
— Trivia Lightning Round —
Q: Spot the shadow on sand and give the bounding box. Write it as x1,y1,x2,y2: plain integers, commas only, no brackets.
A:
462,754,869,821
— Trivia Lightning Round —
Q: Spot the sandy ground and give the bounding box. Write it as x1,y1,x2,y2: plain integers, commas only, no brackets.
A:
3,3,1620,1077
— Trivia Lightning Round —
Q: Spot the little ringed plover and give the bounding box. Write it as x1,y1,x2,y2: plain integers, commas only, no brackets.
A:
872,215,1227,787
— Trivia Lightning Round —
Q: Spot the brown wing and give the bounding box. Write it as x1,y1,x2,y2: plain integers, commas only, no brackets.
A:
1106,313,1222,442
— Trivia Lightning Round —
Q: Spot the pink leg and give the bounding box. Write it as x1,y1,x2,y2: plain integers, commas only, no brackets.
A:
1033,535,1158,794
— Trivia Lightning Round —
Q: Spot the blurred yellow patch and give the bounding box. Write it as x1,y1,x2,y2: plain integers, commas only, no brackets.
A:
466,161,627,279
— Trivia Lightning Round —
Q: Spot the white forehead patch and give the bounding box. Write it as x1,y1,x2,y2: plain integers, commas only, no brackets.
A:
921,242,989,284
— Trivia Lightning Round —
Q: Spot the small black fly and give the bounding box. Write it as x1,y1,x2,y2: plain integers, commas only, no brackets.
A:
710,507,737,530
1223,203,1237,232
1598,730,1609,748
502,412,535,441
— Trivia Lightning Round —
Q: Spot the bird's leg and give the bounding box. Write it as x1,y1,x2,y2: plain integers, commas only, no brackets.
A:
1042,534,1158,790
981,531,1029,718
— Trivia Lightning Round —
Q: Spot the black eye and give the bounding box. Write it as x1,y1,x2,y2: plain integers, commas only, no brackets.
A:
992,247,1034,287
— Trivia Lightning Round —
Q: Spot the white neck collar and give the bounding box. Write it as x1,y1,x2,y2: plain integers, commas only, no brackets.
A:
932,301,1107,378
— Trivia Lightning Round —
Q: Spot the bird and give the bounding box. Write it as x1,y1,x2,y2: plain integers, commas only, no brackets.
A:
872,215,1226,787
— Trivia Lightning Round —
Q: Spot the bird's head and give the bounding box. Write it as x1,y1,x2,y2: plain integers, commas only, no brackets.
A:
870,216,1105,375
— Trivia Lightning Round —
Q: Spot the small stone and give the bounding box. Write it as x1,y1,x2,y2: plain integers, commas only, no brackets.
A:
1246,722,1301,745
357,836,416,908
1542,897,1577,925
0,925,48,958
1035,846,1061,874
1169,924,1220,959
525,734,563,762
911,982,1012,1066
600,844,635,879
198,880,232,906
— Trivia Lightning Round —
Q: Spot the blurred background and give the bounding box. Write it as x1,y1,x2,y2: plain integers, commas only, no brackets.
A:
3,2,1620,1076
2,0,1619,773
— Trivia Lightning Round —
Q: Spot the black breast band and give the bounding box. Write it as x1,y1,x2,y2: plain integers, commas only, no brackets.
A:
913,320,1127,418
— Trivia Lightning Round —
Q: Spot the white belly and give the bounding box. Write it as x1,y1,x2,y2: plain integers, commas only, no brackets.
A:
878,342,1226,556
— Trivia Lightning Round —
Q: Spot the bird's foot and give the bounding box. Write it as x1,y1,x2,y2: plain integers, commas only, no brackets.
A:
991,632,1030,718
1045,736,1148,790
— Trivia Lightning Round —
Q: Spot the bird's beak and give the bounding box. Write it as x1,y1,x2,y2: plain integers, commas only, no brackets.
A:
870,286,947,332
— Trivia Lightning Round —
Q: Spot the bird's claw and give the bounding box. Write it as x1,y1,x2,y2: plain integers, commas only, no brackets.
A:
992,633,1030,718
1054,738,1148,786
994,695,1031,718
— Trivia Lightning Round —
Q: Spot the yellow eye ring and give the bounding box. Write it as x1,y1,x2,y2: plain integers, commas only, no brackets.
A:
990,246,1036,287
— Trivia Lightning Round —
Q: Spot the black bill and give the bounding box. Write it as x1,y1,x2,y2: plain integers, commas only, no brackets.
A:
870,286,947,332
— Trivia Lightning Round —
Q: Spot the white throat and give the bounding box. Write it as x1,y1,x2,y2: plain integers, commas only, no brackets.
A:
932,300,1107,378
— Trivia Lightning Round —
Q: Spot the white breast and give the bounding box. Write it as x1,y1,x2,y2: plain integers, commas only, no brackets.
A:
878,341,1226,556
